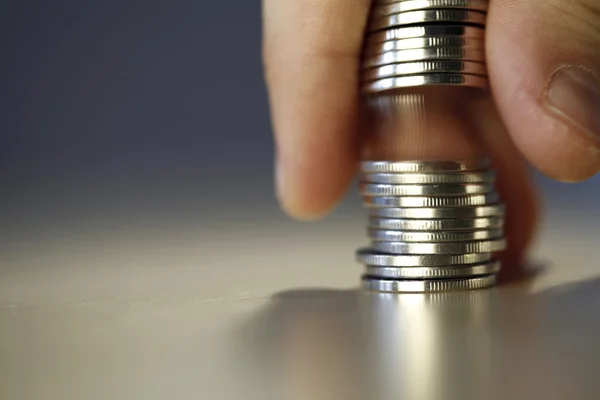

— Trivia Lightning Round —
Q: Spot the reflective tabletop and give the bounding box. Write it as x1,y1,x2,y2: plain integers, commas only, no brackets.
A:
1,192,600,400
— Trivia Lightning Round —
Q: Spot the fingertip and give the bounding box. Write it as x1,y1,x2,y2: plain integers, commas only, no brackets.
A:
487,0,600,182
275,148,358,221
263,0,369,221
501,90,600,183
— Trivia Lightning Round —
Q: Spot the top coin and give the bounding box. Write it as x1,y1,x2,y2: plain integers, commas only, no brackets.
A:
369,10,487,32
362,159,491,173
372,0,489,17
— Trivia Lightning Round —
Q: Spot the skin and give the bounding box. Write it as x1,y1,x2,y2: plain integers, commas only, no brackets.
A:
262,0,600,277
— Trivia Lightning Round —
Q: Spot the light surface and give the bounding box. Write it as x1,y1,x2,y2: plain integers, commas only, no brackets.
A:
2,188,600,400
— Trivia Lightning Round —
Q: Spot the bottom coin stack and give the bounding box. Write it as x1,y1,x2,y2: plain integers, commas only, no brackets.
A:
356,160,506,293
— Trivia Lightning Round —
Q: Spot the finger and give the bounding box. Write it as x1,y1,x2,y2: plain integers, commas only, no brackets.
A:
262,0,370,220
487,0,600,182
467,96,540,282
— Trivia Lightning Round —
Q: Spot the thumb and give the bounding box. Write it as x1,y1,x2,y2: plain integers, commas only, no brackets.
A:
487,0,600,182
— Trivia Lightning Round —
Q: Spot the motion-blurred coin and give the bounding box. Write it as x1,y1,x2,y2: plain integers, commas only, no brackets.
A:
368,216,503,231
362,159,490,173
369,204,505,218
362,73,489,92
368,228,503,242
367,25,485,43
365,261,500,279
361,170,494,184
356,249,492,266
364,47,485,68
360,182,493,196
372,238,507,254
364,193,499,208
362,60,487,81
365,37,484,55
361,274,497,293
369,9,486,32
372,0,489,17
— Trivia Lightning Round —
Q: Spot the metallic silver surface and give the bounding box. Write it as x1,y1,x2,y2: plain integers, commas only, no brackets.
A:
362,73,489,92
362,159,490,173
356,249,492,266
370,203,504,218
369,216,503,230
369,10,487,32
365,260,500,279
362,170,494,184
364,193,499,208
365,37,485,54
364,47,486,68
367,25,485,43
368,227,503,242
372,0,489,17
361,274,497,293
362,60,487,81
360,182,493,196
372,238,507,254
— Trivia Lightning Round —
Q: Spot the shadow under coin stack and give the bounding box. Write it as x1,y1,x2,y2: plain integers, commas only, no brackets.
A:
357,1,507,292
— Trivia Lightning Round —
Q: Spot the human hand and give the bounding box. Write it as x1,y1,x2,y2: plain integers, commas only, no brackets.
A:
262,0,600,269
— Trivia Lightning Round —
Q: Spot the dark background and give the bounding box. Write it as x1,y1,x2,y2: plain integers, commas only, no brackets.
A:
1,1,597,263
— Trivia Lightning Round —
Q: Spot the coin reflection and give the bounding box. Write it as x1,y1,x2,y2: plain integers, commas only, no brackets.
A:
242,280,580,400
360,289,497,399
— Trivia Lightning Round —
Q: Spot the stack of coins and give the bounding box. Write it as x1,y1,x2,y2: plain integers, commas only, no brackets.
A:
357,160,506,293
361,0,489,93
356,0,499,292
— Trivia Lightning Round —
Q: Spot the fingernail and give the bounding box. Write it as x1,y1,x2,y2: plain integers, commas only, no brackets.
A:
545,66,600,140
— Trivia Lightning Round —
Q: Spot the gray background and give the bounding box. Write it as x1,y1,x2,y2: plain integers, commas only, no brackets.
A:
1,0,598,268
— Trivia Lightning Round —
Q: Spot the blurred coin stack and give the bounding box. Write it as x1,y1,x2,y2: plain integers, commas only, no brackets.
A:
357,0,506,292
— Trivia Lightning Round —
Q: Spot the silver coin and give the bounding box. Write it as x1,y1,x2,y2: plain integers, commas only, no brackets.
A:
367,25,485,43
364,193,499,208
362,159,490,173
365,37,485,55
370,204,505,218
363,47,486,68
368,228,503,242
369,10,486,32
369,216,503,230
372,0,489,17
372,238,507,254
360,182,493,196
356,249,492,266
362,74,489,93
361,170,495,184
373,0,486,5
361,274,497,293
362,60,487,81
365,261,500,279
